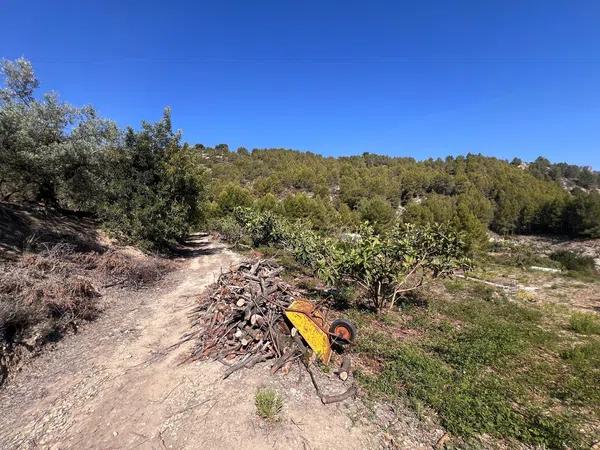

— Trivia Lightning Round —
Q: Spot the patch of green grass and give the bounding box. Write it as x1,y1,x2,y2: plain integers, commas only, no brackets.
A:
443,279,467,293
432,321,547,368
255,388,283,421
356,337,580,447
490,247,560,270
445,279,511,303
558,340,600,407
569,312,600,335
437,293,543,327
352,293,596,448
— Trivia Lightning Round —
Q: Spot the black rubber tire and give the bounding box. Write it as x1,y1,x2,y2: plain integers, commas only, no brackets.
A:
329,318,357,346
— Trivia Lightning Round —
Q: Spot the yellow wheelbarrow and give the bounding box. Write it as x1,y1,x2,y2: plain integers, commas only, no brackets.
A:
285,299,356,364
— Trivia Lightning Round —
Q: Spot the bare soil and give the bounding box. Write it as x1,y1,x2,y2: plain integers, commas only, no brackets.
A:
0,236,433,450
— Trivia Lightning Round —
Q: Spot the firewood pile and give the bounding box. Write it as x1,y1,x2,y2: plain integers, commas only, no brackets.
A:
182,259,356,404
183,259,295,373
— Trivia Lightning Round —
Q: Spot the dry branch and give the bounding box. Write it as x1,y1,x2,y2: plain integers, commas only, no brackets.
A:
186,260,301,376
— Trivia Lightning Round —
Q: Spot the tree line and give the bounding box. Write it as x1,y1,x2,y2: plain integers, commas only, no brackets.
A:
202,146,600,250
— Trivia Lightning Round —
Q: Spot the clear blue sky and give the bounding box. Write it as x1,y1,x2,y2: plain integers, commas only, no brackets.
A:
2,1,600,167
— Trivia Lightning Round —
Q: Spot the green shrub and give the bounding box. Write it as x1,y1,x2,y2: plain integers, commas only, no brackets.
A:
233,208,471,312
550,250,596,274
255,388,283,421
98,111,207,250
216,183,253,214
233,207,340,282
357,195,395,233
233,207,286,247
569,312,600,335
211,216,246,247
337,222,471,312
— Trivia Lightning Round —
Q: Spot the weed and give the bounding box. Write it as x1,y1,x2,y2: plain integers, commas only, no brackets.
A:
443,279,467,293
569,312,600,335
558,340,600,407
296,278,318,290
515,289,536,302
255,388,283,421
491,246,558,270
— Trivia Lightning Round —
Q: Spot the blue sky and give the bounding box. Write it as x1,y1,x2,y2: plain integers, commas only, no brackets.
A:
1,1,600,167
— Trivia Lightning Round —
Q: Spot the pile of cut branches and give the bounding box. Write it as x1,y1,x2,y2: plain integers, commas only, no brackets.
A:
183,260,297,375
184,259,356,404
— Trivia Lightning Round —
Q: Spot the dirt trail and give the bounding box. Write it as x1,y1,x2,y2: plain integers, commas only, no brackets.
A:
0,236,376,450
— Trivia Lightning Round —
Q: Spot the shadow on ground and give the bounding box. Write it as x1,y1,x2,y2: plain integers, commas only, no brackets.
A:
0,202,103,261
169,234,224,258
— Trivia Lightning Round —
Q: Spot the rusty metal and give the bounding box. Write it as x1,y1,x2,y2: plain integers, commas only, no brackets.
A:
285,299,356,364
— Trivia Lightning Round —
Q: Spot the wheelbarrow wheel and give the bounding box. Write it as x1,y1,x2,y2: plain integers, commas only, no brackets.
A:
329,319,357,347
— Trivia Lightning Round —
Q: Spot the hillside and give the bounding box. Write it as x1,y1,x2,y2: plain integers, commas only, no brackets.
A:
201,147,600,245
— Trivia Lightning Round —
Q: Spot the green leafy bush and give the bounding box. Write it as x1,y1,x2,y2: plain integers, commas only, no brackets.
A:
550,250,596,274
210,216,246,247
216,183,253,214
233,207,286,247
337,223,471,312
232,208,471,312
98,112,207,250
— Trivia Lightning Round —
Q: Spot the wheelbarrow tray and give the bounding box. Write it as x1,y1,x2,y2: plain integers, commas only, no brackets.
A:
285,299,332,364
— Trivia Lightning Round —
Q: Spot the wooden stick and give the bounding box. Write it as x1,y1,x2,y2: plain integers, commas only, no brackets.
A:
320,385,357,404
271,349,298,374
336,355,351,381
305,363,357,404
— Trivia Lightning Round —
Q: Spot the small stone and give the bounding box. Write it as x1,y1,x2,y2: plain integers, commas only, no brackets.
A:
113,431,118,437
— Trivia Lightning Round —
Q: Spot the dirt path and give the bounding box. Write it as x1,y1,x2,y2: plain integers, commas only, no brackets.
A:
0,236,377,450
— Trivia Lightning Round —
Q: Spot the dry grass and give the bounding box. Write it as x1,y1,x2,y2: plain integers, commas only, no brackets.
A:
0,242,173,383
97,249,172,288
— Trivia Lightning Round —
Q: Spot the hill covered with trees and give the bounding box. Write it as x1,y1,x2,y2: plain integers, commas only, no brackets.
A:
202,146,600,250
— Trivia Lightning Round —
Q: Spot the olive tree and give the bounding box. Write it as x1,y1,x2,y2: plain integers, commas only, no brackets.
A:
0,57,118,207
98,110,207,249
